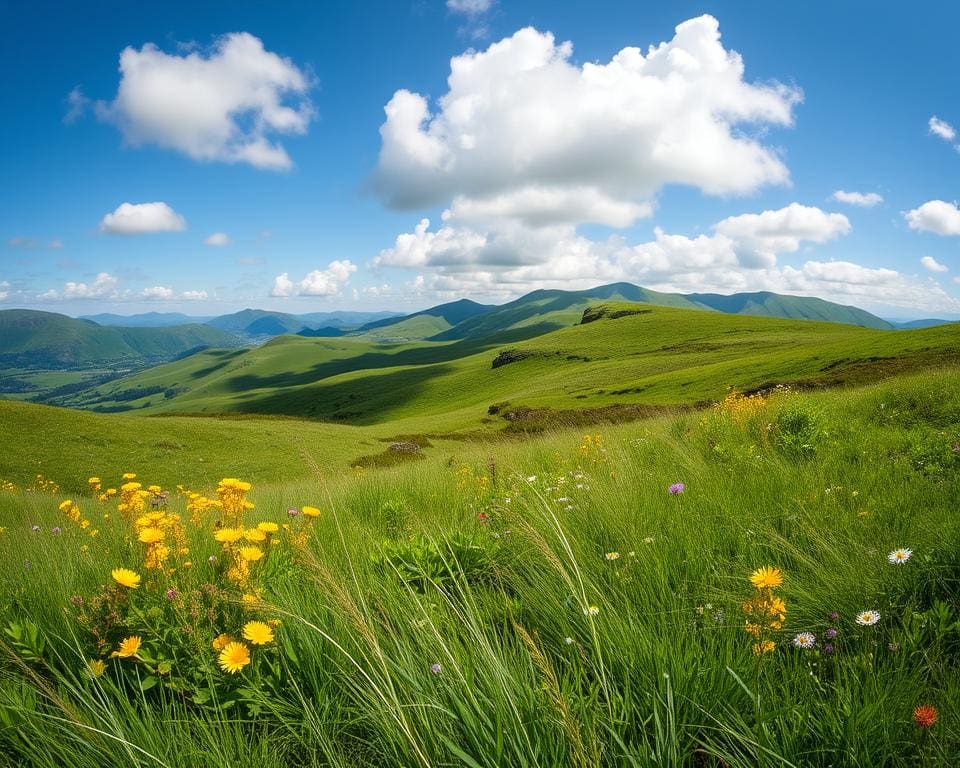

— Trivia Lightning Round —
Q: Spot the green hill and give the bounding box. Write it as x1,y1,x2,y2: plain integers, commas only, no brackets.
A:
687,291,893,329
354,299,495,341
64,305,960,436
0,309,237,369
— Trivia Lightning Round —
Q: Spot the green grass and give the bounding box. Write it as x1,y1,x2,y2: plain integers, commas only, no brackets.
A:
1,369,960,766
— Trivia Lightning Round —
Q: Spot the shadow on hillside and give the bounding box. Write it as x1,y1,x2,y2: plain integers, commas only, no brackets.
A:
226,362,458,425
221,322,564,394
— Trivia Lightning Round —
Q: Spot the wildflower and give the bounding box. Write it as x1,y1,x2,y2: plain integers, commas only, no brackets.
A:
888,642,900,652
243,527,267,542
430,663,442,675
749,566,783,590
643,537,654,544
239,546,264,562
301,506,321,518
825,628,837,640
752,640,776,655
212,633,233,651
583,606,600,616
668,483,685,495
243,621,274,645
605,552,620,561
208,555,218,563
31,525,40,533
87,659,107,678
564,636,574,645
856,610,880,626
218,642,251,674
287,507,300,517
829,611,840,621
111,636,142,658
213,528,243,543
256,521,279,534
111,568,141,589
165,588,178,601
887,548,913,565
823,643,835,654
914,705,938,728
122,473,136,480
792,632,816,649
138,527,165,544
241,593,259,606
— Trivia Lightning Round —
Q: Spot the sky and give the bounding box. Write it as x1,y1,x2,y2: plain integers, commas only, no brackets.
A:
2,0,960,319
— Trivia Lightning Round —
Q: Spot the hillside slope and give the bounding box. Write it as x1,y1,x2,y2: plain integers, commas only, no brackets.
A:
687,291,893,329
0,309,237,368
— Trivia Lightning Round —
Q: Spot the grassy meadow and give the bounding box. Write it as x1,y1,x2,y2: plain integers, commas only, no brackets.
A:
2,367,959,766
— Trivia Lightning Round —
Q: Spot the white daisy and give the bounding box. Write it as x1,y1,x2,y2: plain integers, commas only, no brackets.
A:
583,605,599,616
887,548,913,565
855,610,880,626
605,552,620,561
792,632,816,649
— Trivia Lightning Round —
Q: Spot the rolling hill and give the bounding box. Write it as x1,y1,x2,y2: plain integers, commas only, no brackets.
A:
79,311,213,327
687,291,893,329
64,304,960,437
353,299,495,341
0,309,238,369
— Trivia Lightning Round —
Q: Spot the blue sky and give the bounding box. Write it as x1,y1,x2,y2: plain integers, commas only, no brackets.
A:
2,0,959,319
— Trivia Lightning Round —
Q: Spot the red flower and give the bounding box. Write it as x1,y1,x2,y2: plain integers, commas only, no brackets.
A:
914,705,938,728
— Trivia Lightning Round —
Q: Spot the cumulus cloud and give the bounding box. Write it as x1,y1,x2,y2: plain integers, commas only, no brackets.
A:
204,232,231,246
373,16,801,227
97,33,312,170
142,285,174,299
50,272,120,300
831,190,883,207
270,260,357,297
100,202,186,235
64,86,90,124
181,290,209,300
929,116,956,142
921,255,949,273
904,200,960,236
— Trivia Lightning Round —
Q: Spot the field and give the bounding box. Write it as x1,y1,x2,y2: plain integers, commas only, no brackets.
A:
1,365,960,766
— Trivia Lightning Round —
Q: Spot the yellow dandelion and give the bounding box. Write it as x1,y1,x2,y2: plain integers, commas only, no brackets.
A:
749,566,783,590
256,522,279,534
239,546,264,562
242,621,274,645
111,636,142,658
87,659,107,677
111,568,141,589
213,527,244,543
243,528,266,542
138,527,165,544
122,473,137,480
301,505,321,518
212,633,233,651
218,641,251,674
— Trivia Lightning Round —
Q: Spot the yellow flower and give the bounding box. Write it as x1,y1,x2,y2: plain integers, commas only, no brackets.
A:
301,505,321,518
87,659,107,677
752,640,776,655
212,633,233,651
239,546,264,562
256,522,279,534
111,636,142,658
122,473,137,480
242,621,274,645
241,593,259,606
749,566,783,590
88,477,101,485
243,528,266,542
111,568,141,589
213,527,244,543
138,527,165,544
218,641,251,674
183,561,193,569
267,619,281,628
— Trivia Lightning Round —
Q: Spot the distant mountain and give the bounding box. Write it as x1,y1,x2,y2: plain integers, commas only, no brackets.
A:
354,299,495,341
297,326,347,338
80,312,212,327
686,292,893,330
205,309,307,337
0,309,237,368
891,319,958,330
297,310,401,327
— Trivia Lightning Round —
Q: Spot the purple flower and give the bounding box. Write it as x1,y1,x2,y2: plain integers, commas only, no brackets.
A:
31,525,40,533
166,588,178,601
828,611,840,621
430,663,442,675
823,643,835,654
287,507,300,517
51,526,62,535
668,483,685,495
825,628,837,639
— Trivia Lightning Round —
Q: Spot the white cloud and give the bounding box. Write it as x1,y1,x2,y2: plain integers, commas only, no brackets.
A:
97,32,312,170
64,86,89,124
831,190,883,207
56,272,120,300
448,0,493,14
0,281,9,302
904,200,960,236
181,290,209,301
929,116,956,142
142,285,174,299
373,16,801,227
204,232,231,246
99,202,186,235
7,236,65,250
921,255,949,273
270,260,357,297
